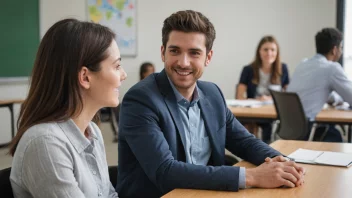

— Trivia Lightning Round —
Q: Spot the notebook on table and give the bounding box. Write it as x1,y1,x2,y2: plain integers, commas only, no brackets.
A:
288,148,352,167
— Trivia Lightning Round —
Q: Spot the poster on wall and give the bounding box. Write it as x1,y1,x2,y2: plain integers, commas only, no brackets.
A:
87,0,137,57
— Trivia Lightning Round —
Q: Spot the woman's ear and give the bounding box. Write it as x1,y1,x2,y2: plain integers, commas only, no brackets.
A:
78,66,91,89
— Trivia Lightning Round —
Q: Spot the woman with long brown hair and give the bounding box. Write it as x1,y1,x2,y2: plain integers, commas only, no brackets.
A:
9,19,126,197
236,36,289,143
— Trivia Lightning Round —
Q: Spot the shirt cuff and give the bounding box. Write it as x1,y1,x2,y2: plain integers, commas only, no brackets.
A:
239,167,246,189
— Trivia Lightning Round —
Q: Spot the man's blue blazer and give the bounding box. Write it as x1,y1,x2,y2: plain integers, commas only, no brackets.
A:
116,70,281,198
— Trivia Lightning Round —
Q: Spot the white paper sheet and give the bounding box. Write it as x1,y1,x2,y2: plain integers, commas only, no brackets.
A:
315,151,352,167
288,148,352,167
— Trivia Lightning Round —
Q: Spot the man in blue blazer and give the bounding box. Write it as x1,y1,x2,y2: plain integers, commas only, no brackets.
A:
117,10,304,198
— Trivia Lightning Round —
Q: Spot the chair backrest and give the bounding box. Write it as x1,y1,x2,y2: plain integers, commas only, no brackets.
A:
0,166,116,197
108,165,118,188
0,167,14,198
270,90,309,140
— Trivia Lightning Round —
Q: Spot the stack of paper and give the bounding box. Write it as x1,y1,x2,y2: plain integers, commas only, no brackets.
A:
323,102,351,111
226,99,273,107
334,102,351,111
288,148,352,167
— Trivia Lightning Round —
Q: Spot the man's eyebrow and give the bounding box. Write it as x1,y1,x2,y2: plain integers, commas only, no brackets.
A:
168,46,203,52
168,45,180,49
189,48,203,52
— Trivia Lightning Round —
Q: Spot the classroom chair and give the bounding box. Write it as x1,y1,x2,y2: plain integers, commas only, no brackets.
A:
108,165,118,188
0,167,14,198
0,166,118,197
270,90,317,141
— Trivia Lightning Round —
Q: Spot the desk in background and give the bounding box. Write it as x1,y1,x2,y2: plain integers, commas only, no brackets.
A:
163,140,352,198
229,105,352,142
0,99,24,147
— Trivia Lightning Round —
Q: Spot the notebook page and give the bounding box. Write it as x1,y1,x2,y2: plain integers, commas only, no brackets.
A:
315,151,352,167
288,148,323,163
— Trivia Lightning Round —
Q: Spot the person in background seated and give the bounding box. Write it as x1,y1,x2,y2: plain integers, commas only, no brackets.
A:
116,10,304,198
287,28,352,142
139,62,156,80
9,19,127,197
237,36,290,144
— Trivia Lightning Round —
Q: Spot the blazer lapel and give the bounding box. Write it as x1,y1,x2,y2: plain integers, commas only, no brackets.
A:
156,70,186,161
198,87,223,165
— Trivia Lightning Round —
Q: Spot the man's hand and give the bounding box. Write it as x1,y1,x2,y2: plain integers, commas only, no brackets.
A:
245,160,305,188
265,156,287,162
265,156,306,174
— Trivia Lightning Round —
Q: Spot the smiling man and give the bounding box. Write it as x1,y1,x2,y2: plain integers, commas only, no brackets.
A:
117,10,305,198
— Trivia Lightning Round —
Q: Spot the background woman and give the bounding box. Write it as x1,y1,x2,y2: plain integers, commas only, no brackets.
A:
236,36,289,143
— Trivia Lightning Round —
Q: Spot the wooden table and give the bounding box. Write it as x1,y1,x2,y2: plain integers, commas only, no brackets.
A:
229,105,352,142
163,140,352,198
229,105,352,123
0,99,24,147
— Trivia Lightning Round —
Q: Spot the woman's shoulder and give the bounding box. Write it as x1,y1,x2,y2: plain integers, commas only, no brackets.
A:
242,64,253,70
281,62,288,69
16,122,69,154
241,64,254,74
22,122,65,141
12,122,70,170
280,63,289,73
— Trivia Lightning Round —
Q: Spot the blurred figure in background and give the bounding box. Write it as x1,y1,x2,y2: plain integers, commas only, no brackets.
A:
139,62,155,80
236,36,290,143
288,28,352,142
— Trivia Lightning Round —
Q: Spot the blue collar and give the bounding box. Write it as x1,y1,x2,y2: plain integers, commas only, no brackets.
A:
167,76,202,107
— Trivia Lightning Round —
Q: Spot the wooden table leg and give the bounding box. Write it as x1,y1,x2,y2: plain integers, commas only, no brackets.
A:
244,122,258,137
0,103,15,148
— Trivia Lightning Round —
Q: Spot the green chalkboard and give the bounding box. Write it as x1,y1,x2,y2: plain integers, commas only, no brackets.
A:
0,0,40,78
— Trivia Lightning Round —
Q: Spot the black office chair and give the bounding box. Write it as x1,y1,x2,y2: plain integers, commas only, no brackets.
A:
99,107,119,142
0,167,14,198
270,90,317,141
108,165,118,188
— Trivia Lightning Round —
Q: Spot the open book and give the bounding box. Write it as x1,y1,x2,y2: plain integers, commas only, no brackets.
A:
288,148,352,167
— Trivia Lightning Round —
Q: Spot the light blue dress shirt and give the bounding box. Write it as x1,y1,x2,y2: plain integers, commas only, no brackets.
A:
168,79,246,188
287,54,352,120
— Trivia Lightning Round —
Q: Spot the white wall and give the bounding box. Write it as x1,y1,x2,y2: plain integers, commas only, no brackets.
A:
0,0,336,143
344,0,352,79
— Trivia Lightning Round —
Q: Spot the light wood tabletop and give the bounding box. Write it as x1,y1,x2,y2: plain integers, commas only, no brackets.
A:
230,105,277,119
0,99,24,105
229,105,352,123
163,140,352,198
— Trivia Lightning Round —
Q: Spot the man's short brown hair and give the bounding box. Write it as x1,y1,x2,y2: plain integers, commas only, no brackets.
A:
162,10,216,53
